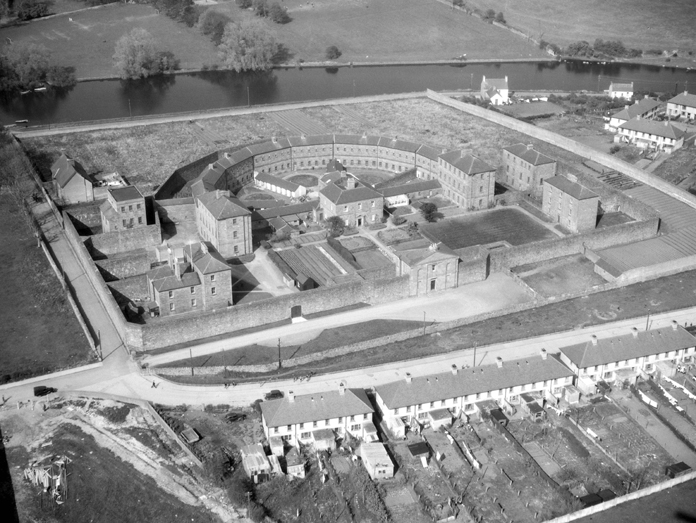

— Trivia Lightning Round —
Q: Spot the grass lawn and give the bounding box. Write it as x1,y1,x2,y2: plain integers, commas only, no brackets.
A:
8,423,219,523
464,0,696,52
420,207,556,249
287,173,318,187
159,319,424,369
0,4,220,78
0,195,92,382
652,145,696,187
208,0,547,64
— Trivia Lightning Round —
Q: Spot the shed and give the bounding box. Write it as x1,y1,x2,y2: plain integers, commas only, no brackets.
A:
408,442,430,459
489,409,509,427
363,421,380,442
579,493,603,507
312,428,336,451
268,454,283,476
269,436,285,457
360,443,395,480
180,427,200,444
285,447,305,478
595,381,611,396
428,408,453,430
240,443,271,478
666,462,692,478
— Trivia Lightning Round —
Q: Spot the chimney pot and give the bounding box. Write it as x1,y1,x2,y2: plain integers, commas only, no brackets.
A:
672,320,678,331
540,348,547,360
339,382,345,395
496,357,503,368
591,335,598,346
451,364,458,375
405,373,412,383
632,327,638,338
288,391,295,402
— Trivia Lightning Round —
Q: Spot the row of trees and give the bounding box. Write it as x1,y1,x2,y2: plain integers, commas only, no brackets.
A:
0,43,76,93
237,0,290,24
556,39,642,59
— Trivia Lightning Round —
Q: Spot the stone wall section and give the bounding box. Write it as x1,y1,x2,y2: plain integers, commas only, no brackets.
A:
95,250,150,281
85,221,161,258
108,275,149,304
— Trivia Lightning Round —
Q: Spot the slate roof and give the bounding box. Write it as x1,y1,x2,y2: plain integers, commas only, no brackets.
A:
396,243,459,267
559,325,696,369
184,243,230,274
325,159,346,172
379,179,441,198
545,176,598,200
375,355,574,409
109,185,143,202
619,119,686,140
148,265,201,292
610,82,633,92
319,181,382,205
260,388,373,428
438,151,495,175
320,171,343,185
503,144,556,166
610,98,662,122
361,443,393,466
377,137,421,153
51,153,91,188
417,144,446,161
197,191,250,220
255,172,301,192
668,91,696,108
287,134,334,147
253,200,319,220
240,443,270,471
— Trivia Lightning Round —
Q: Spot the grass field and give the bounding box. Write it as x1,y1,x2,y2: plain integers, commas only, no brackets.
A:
0,4,220,78
0,195,91,382
420,207,556,249
514,254,607,297
500,101,566,119
464,0,696,52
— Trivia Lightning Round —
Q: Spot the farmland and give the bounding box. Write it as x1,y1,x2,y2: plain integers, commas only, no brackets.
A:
420,207,558,250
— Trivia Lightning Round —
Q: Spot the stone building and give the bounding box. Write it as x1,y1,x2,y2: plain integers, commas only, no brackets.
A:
542,176,598,233
51,152,94,204
195,190,252,258
501,144,557,198
147,242,232,316
319,175,384,227
480,75,509,105
395,242,459,296
437,151,495,210
100,186,147,232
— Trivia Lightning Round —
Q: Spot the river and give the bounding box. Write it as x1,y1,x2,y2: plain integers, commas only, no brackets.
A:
1,61,694,126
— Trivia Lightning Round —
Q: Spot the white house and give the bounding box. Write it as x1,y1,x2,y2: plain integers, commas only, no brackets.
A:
374,350,575,434
254,171,307,199
260,384,375,449
558,322,696,393
481,75,509,105
360,443,395,480
667,91,696,120
605,97,662,132
616,118,686,153
607,82,634,99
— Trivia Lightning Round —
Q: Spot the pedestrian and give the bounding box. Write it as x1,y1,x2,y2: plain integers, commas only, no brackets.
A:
151,381,156,388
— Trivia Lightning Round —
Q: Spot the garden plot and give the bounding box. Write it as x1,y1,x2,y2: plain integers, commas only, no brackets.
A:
277,242,357,286
420,207,557,250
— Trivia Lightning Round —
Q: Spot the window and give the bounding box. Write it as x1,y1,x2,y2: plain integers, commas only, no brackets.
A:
233,231,237,239
121,206,126,213
122,219,127,227
138,217,142,225
191,299,197,307
312,421,318,428
210,274,215,282
350,415,355,422
211,287,216,295
338,417,343,423
168,291,173,298
190,287,195,294
429,402,435,408
325,420,330,426
301,432,310,439
169,303,175,311
363,413,368,420
274,427,279,434
300,423,304,429
128,205,133,211
233,218,237,225
350,424,361,432
287,425,291,431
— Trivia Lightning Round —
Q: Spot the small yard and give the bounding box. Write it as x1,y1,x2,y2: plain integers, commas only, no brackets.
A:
420,207,557,249
514,254,608,298
287,173,319,187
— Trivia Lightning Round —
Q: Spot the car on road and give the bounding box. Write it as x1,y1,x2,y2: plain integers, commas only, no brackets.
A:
33,386,57,397
264,390,284,401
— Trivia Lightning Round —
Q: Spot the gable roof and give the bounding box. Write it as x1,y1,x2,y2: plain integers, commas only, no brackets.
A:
51,152,91,188
260,388,373,427
503,144,556,166
611,98,662,122
417,144,446,161
184,242,230,274
438,151,494,175
253,200,319,220
255,172,301,192
109,185,143,202
395,243,459,267
197,191,251,220
319,181,382,205
375,354,573,410
560,324,696,369
378,179,441,198
609,82,633,92
148,265,201,292
618,118,686,140
545,176,598,200
668,91,696,108
325,159,346,172
287,134,334,147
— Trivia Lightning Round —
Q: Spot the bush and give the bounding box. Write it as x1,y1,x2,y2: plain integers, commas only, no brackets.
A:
252,0,268,17
495,11,505,24
326,45,342,60
16,0,51,21
269,1,289,23
199,9,232,44
236,0,252,7
609,145,621,154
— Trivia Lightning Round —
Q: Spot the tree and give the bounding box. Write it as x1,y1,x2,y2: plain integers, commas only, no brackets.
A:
420,202,438,222
268,2,289,23
16,0,51,21
483,8,495,21
113,28,170,80
0,42,75,93
452,0,463,7
324,216,345,237
495,11,505,24
325,45,342,60
0,0,10,19
236,0,252,7
199,9,232,45
252,0,268,17
218,19,278,72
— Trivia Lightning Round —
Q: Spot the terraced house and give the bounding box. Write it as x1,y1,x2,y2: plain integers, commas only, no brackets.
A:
319,175,384,227
667,91,696,120
616,118,686,153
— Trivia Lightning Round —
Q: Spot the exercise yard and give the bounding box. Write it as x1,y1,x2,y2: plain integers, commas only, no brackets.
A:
420,206,557,250
513,254,608,298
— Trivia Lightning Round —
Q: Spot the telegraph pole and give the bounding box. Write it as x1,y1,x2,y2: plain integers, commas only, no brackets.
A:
278,338,282,369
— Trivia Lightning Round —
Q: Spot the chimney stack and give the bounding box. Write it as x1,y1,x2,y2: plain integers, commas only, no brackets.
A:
632,327,638,338
174,261,182,281
405,373,412,383
527,143,534,150
451,364,458,375
288,391,295,402
339,382,345,395
496,357,503,368
504,76,508,83
540,348,547,360
591,335,598,346
672,320,678,331
345,175,356,189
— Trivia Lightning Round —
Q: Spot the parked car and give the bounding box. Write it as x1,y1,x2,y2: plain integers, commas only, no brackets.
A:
225,412,247,423
264,390,284,401
33,386,57,397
